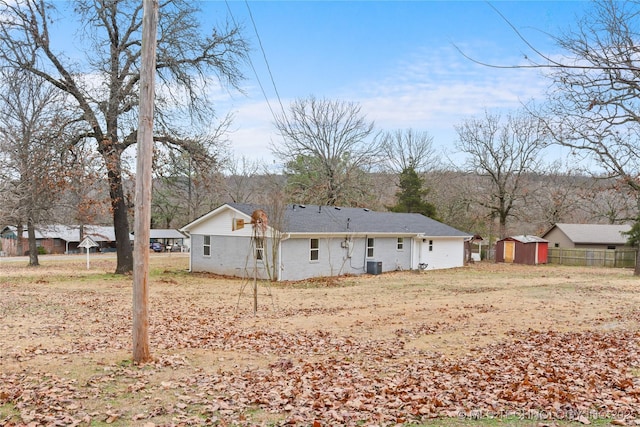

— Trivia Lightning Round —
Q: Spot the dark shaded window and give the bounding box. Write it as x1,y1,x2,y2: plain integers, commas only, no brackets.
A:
367,238,374,258
310,238,319,261
203,235,211,256
255,237,264,260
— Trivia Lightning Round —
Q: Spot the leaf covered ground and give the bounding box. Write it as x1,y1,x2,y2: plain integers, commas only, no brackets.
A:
1,255,640,426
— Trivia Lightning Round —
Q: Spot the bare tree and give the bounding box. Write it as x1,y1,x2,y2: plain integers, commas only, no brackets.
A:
58,143,111,227
224,155,263,204
272,96,382,206
456,0,640,271
0,0,248,273
518,162,592,233
579,178,638,224
542,1,640,200
535,0,640,273
380,128,440,173
454,109,548,239
0,69,75,265
152,134,229,228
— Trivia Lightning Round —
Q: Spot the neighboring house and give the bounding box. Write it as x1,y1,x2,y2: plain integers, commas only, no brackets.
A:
180,203,472,281
149,229,188,251
495,235,548,265
541,223,632,250
0,225,133,256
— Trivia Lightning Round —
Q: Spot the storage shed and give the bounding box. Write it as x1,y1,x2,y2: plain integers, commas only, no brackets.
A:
495,235,548,265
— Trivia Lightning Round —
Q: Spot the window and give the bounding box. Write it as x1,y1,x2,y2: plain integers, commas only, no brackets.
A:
367,238,374,258
554,243,559,248
310,238,319,261
429,240,433,252
203,235,211,256
255,237,264,260
607,245,616,250
397,237,404,250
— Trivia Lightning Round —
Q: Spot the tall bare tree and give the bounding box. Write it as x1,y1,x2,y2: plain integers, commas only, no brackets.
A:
0,69,75,265
272,96,382,206
457,0,640,271
380,128,440,173
454,109,548,239
542,1,640,196
0,0,248,273
151,116,231,228
224,155,263,204
533,0,640,273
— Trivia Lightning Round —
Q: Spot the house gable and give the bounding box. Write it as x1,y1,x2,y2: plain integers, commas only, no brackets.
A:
183,205,256,238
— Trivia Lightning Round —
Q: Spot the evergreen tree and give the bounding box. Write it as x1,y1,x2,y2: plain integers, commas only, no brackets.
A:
389,165,437,218
624,218,640,249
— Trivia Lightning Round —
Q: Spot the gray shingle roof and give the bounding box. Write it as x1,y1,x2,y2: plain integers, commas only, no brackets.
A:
227,203,470,237
549,223,631,245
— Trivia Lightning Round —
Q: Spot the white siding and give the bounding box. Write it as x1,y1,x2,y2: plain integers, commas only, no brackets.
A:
280,237,362,281
280,236,415,281
414,237,465,270
190,234,274,280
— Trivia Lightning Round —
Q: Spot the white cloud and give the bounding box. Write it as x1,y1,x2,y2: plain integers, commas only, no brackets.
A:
222,44,555,166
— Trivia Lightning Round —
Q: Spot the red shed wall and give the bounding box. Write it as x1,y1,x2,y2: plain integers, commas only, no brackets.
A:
537,242,548,264
495,240,505,262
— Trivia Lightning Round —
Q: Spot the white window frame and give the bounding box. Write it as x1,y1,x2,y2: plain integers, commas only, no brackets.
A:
310,238,319,261
255,237,264,260
429,240,433,252
367,238,374,258
397,237,404,251
203,235,211,257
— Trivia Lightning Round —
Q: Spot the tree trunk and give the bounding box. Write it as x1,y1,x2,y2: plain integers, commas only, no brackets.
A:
27,219,39,267
16,224,24,256
105,151,134,274
499,218,507,240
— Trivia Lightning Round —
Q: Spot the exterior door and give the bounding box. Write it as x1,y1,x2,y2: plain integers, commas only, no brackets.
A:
504,241,515,263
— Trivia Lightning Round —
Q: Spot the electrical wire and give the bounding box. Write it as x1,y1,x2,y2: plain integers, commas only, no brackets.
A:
223,0,286,121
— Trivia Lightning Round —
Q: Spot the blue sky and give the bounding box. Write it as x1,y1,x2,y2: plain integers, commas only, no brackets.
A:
199,1,591,168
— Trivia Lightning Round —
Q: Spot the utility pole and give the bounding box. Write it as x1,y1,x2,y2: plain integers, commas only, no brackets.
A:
132,0,158,364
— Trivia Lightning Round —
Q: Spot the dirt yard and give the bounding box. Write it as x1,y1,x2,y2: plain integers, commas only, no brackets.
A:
2,254,640,426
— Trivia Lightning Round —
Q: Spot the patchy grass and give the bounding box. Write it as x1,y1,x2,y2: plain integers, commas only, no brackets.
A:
1,255,640,425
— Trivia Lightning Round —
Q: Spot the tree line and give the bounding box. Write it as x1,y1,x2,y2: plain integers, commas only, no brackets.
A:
1,0,640,275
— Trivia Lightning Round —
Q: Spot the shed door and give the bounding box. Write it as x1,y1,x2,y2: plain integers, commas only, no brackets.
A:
504,241,515,263
537,242,548,264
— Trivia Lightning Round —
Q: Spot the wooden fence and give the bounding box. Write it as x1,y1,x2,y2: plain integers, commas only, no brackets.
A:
547,248,637,268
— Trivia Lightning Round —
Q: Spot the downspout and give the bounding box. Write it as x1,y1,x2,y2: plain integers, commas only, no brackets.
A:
184,232,191,272
278,233,291,282
410,236,413,270
363,235,368,273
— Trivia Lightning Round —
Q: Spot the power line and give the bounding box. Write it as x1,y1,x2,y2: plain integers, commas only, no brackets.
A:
224,0,286,121
244,0,286,118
